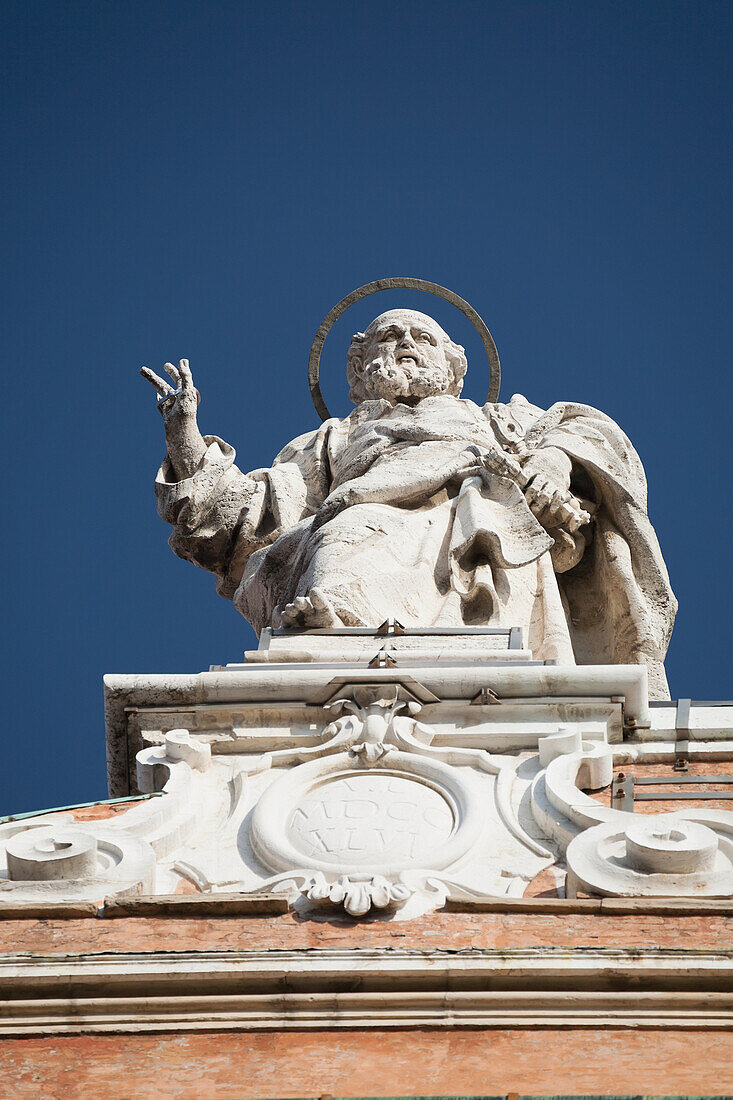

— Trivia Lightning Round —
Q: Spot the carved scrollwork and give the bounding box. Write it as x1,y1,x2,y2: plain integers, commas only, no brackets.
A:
0,821,156,900
566,814,733,898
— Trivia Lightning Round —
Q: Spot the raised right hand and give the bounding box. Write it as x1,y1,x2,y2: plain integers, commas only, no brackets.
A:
140,359,206,480
140,359,200,432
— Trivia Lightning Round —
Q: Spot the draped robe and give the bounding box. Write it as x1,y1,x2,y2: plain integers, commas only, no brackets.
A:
156,393,677,699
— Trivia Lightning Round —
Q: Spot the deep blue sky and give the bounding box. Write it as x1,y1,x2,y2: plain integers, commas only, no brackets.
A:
2,1,732,815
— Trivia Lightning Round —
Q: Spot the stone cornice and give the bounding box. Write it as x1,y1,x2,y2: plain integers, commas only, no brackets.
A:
0,893,731,919
1,946,731,1034
104,665,648,796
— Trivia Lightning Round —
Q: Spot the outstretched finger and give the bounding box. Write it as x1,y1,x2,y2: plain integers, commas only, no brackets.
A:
177,358,194,390
140,366,174,397
163,361,181,387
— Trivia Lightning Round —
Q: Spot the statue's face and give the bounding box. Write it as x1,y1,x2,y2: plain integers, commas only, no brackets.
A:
358,310,456,404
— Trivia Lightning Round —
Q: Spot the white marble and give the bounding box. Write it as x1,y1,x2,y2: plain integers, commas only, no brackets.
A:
566,817,733,898
6,827,99,881
2,647,732,913
0,305,719,924
142,308,676,698
3,945,731,1035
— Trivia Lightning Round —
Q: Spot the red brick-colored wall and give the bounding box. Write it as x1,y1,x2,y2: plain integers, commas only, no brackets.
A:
4,793,732,1098
0,908,729,954
3,1027,733,1100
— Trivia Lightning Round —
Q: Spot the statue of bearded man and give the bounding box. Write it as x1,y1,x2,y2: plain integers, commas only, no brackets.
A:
142,308,677,698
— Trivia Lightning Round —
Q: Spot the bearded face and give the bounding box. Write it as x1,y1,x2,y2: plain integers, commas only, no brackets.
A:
348,310,465,405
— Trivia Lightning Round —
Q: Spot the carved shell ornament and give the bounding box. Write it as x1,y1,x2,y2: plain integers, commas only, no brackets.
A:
308,276,501,421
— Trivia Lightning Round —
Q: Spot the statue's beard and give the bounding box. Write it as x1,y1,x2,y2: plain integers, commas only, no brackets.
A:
362,352,452,403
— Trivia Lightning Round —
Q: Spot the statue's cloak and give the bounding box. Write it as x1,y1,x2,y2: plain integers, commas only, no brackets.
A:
156,394,676,699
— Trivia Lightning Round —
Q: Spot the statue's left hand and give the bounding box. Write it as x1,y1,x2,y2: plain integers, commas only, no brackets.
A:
522,448,590,533
525,475,592,534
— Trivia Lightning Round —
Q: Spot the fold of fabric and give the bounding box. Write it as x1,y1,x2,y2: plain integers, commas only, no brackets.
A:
153,395,676,698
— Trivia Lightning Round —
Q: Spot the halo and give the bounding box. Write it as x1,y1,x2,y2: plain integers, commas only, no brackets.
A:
308,276,501,421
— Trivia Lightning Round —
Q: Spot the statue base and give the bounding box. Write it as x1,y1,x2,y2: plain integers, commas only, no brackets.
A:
0,630,731,918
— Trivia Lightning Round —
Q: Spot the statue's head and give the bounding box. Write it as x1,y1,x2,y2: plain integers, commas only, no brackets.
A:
346,309,468,406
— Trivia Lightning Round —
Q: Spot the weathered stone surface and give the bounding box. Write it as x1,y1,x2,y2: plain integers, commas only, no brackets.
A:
0,304,708,918
4,651,731,915
143,308,676,698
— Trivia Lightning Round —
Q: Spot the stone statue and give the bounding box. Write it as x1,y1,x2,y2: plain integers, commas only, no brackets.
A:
142,306,676,698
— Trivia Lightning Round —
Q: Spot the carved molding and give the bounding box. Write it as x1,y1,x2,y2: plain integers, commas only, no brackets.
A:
0,946,731,1034
3,674,733,914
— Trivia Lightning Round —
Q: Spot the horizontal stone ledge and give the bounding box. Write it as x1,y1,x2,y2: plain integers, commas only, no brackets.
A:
444,897,733,915
0,895,289,921
0,893,726,919
103,665,649,717
101,893,289,917
2,1015,730,1035
445,898,603,914
3,947,730,1000
599,897,733,915
0,990,731,1036
0,894,730,920
0,901,100,920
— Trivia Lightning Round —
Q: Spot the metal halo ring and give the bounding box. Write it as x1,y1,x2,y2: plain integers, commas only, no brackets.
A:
308,277,501,421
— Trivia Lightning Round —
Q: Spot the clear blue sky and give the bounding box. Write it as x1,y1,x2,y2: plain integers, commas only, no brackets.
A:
2,1,732,815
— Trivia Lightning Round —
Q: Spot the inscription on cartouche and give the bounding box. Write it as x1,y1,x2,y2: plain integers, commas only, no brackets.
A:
288,774,454,865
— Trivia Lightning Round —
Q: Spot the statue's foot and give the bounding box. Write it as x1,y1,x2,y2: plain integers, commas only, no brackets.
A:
275,587,341,630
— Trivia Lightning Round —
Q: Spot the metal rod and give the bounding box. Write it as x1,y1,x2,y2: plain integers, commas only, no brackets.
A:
612,775,635,812
635,791,733,801
633,775,733,785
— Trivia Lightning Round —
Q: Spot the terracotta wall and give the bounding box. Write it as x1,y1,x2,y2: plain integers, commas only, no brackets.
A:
3,1028,733,1100
0,908,729,953
3,789,732,1100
